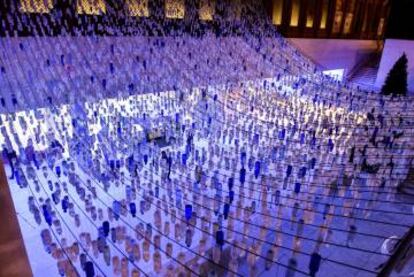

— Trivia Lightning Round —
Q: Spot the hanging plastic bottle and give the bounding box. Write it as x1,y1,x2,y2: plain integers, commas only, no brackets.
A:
42,204,52,226
212,245,221,264
175,252,185,271
153,234,161,249
47,180,53,191
61,196,69,213
40,229,52,253
216,230,224,248
247,246,259,277
239,167,246,185
112,200,121,221
304,251,320,276
299,166,307,179
111,227,117,243
195,237,206,256
55,165,61,177
223,203,230,220
248,156,254,171
33,208,42,225
153,251,162,274
139,200,146,215
229,190,235,204
98,233,107,254
103,245,111,266
254,160,261,179
278,128,285,140
294,182,301,194
145,223,153,240
130,202,137,217
92,240,99,258
74,214,81,227
102,221,110,237
121,257,129,277
142,240,150,262
175,222,183,240
265,248,274,271
286,164,293,179
253,133,259,145
133,243,141,262
112,256,120,275
131,269,140,277
79,253,87,270
52,192,59,205
185,204,192,222
154,210,162,230
84,261,94,277
285,258,298,277
166,242,173,257
185,228,193,247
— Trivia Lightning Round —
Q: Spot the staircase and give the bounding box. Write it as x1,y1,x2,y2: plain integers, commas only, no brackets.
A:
351,67,378,86
348,51,382,90
398,167,414,196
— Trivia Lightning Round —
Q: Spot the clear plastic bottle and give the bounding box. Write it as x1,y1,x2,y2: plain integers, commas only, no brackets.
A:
212,245,221,264
175,222,182,240
120,257,129,277
112,256,120,275
131,269,140,277
154,209,162,230
164,221,170,236
103,245,111,266
133,243,141,262
142,240,150,262
153,251,162,273
154,234,161,249
165,264,175,277
166,242,173,257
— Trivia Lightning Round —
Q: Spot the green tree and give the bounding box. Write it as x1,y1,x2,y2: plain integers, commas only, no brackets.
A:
381,53,408,96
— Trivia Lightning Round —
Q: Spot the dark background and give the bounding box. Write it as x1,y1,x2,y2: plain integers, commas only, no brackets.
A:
386,0,414,40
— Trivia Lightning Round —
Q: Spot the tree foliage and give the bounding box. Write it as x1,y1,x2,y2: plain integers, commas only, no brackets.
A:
381,53,408,96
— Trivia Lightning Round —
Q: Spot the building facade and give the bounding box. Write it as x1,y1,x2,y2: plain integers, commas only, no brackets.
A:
264,0,390,40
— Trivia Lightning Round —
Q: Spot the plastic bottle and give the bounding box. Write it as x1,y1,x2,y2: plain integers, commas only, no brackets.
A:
153,251,162,273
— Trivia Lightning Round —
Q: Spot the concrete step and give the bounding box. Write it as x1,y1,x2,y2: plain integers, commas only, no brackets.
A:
398,167,414,196
351,67,378,87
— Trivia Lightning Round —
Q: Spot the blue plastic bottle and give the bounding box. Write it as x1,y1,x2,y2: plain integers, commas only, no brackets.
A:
239,168,246,185
254,160,261,179
185,204,192,222
130,202,137,217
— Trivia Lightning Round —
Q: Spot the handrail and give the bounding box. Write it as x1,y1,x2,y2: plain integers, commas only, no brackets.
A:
377,226,414,277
